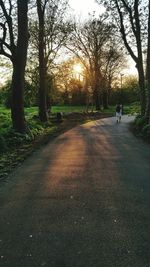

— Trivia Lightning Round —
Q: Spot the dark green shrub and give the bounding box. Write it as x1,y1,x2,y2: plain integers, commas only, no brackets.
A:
134,116,147,131
0,80,12,108
0,135,8,153
24,82,38,107
0,80,38,108
142,124,150,139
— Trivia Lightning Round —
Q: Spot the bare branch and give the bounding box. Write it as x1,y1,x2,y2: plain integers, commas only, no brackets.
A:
121,0,137,37
114,0,138,63
0,43,12,59
0,0,15,53
0,22,7,43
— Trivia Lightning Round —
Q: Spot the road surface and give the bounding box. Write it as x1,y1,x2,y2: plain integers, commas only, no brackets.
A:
0,116,150,267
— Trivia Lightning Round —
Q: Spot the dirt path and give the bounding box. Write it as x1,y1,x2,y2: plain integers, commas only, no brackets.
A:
0,116,150,267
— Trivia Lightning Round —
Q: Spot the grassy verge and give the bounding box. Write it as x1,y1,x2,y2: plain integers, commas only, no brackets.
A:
123,102,140,115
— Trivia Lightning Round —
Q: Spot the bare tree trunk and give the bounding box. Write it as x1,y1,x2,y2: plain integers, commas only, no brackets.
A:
134,1,146,116
137,64,146,116
11,0,28,133
102,90,109,109
93,63,101,110
146,0,150,121
37,0,48,122
114,0,146,116
11,61,27,133
93,88,101,110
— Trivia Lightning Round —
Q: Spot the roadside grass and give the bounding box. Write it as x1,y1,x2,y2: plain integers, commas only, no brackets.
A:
51,105,90,113
0,103,140,141
0,103,140,182
123,102,140,115
14,105,95,115
50,104,139,115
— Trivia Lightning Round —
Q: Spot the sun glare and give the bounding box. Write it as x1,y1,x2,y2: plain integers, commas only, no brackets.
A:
73,64,82,74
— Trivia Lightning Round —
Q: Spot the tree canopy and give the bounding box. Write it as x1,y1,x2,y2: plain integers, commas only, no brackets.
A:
97,0,150,120
0,0,147,132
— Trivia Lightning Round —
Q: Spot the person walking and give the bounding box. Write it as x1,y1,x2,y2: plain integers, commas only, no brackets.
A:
116,104,122,123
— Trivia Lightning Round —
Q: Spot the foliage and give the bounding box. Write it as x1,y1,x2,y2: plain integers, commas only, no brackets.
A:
0,134,8,152
132,114,150,140
142,124,150,138
110,89,138,106
24,81,38,107
28,0,71,121
97,0,150,118
66,14,126,110
0,80,38,108
67,79,87,105
123,102,140,115
0,106,40,153
134,116,148,131
0,80,12,108
0,105,92,154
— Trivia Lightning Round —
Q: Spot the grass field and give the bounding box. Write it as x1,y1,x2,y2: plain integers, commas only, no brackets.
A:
24,105,95,114
0,105,91,134
0,103,140,134
24,104,139,115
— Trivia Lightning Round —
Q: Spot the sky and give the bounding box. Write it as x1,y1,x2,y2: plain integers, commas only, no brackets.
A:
69,0,105,19
69,0,137,76
0,0,137,85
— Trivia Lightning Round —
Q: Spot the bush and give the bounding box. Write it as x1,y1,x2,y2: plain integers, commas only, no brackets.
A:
0,80,12,108
142,124,150,139
0,80,38,108
134,116,147,131
132,115,150,141
0,135,8,153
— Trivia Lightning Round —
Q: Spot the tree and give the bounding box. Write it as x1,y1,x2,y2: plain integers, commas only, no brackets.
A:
36,0,48,122
67,15,124,109
101,41,126,108
146,0,150,121
32,0,70,121
0,0,29,133
55,59,75,104
54,58,87,105
97,0,149,118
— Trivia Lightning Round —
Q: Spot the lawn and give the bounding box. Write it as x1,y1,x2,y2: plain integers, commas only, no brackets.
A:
51,105,89,113
0,105,93,135
24,105,94,116
0,103,140,137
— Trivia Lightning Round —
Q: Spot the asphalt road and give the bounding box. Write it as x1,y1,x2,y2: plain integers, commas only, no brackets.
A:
0,116,150,267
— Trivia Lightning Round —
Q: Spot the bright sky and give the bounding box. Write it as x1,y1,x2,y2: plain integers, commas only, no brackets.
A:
69,0,137,76
125,58,138,76
69,0,105,19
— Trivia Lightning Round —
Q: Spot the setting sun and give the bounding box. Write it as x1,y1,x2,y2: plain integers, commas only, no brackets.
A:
73,64,83,74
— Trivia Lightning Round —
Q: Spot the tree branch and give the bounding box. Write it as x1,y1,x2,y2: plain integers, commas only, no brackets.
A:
0,43,12,60
121,0,137,37
0,0,15,53
114,0,138,63
0,22,7,43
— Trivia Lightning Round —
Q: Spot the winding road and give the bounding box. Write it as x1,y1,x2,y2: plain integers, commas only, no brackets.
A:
0,116,150,267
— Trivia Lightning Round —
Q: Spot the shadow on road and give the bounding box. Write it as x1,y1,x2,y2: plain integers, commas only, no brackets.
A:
0,116,150,267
